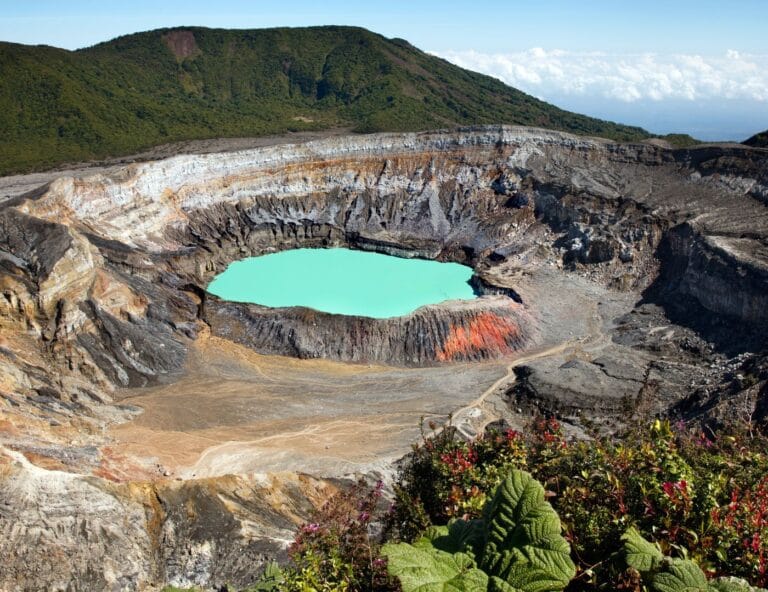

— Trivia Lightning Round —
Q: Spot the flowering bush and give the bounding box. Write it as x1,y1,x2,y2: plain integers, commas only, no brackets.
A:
388,417,768,590
385,418,529,540
280,479,399,592
711,477,768,586
265,417,768,591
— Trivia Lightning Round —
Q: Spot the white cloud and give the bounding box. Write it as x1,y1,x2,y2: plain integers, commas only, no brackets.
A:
432,48,768,103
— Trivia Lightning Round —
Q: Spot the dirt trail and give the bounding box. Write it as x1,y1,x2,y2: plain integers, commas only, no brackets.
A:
451,297,608,435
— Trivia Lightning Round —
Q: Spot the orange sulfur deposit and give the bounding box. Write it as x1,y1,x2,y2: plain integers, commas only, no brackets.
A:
436,308,526,362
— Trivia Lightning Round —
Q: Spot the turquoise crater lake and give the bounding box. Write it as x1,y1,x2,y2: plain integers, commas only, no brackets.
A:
207,248,478,318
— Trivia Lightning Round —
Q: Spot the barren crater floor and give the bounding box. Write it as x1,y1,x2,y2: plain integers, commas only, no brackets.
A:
110,335,508,478
107,256,620,481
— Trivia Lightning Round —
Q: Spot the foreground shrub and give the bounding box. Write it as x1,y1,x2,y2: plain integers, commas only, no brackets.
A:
389,418,768,590
255,418,768,591
384,469,575,592
279,479,399,592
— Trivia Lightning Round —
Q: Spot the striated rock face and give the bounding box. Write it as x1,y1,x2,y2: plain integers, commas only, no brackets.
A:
7,126,765,367
0,448,334,591
206,296,532,364
1,125,768,590
655,223,768,327
9,127,768,341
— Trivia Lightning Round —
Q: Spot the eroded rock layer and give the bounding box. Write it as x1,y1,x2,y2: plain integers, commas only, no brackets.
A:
205,297,532,364
0,449,334,591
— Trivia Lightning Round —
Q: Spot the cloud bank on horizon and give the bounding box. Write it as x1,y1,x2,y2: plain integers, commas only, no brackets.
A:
435,48,767,104
434,48,768,140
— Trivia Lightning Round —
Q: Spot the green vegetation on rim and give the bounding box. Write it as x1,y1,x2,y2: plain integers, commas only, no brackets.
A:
0,26,654,175
263,418,768,591
655,133,701,148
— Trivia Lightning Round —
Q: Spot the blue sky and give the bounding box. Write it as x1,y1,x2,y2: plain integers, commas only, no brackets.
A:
1,0,767,139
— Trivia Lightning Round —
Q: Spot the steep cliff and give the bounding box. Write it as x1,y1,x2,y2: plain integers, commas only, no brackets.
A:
0,448,334,591
745,129,768,148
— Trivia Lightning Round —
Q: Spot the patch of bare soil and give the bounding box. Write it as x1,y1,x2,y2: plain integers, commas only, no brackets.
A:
108,334,508,478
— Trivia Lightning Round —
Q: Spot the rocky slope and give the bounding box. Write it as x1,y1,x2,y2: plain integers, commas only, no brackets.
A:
745,129,768,148
206,296,532,365
1,126,767,590
0,447,334,591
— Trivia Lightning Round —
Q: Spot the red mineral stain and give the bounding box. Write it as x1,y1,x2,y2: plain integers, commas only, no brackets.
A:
436,311,523,362
94,446,156,483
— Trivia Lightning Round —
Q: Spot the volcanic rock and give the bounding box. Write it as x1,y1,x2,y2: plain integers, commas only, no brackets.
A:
1,125,768,590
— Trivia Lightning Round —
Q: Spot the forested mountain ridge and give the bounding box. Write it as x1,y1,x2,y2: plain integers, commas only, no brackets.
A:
0,26,654,174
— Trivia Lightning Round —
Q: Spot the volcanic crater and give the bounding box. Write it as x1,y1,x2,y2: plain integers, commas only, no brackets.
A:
2,126,768,590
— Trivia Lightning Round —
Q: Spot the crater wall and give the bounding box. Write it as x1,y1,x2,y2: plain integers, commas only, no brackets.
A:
1,126,768,591
1,125,766,433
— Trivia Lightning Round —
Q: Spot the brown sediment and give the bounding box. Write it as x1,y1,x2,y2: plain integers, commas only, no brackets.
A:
108,333,509,478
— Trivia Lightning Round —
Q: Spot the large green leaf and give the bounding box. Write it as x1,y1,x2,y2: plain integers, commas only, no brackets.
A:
710,577,767,592
620,531,768,592
622,527,664,572
620,530,768,592
651,559,710,592
494,558,577,592
488,576,525,592
415,526,451,549
480,470,575,592
383,542,489,592
424,519,486,557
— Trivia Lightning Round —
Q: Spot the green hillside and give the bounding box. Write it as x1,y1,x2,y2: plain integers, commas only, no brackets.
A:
0,26,652,175
745,129,768,148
